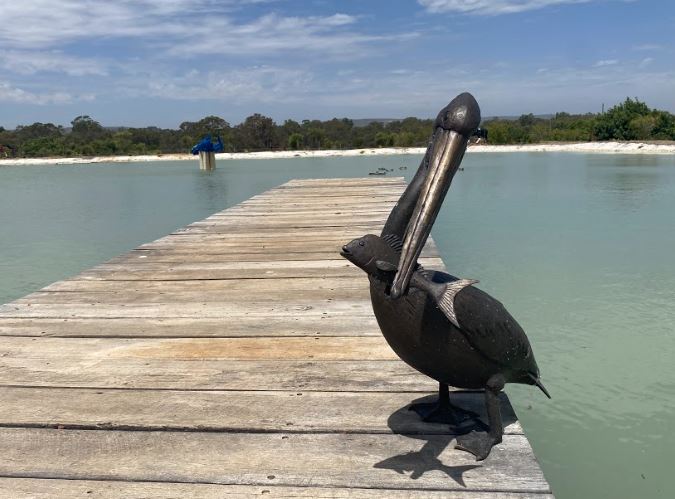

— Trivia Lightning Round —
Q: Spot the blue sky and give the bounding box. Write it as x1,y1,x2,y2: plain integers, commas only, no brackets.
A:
0,0,673,128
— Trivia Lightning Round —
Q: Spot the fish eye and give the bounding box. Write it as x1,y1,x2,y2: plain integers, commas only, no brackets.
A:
358,241,365,247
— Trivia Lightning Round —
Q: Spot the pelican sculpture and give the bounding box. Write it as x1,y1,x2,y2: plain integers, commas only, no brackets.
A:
340,93,549,461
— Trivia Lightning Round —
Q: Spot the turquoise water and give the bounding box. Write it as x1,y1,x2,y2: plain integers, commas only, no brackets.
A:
2,153,675,498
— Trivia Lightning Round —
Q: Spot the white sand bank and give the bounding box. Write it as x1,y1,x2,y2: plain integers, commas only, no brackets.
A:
470,142,675,154
1,142,674,166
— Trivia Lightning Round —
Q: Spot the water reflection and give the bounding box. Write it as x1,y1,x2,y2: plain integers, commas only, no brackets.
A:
585,154,673,209
194,169,229,211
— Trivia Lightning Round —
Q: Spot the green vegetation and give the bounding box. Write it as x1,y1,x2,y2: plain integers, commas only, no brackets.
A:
1,98,673,158
484,98,675,144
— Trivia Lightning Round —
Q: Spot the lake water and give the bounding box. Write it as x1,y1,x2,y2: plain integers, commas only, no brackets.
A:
2,152,675,498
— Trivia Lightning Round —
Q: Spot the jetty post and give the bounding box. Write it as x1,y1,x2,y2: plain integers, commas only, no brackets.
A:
198,150,216,171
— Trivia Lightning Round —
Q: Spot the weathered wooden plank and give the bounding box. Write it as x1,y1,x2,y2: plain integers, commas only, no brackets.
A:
60,257,443,282
138,227,441,242
174,222,390,233
184,223,382,230
0,428,551,492
15,287,371,304
234,201,396,210
75,257,443,278
0,358,431,391
146,236,379,247
0,359,432,391
1,301,376,318
238,195,397,203
0,387,522,434
1,335,400,357
235,188,400,195
0,300,380,325
80,259,443,272
283,177,406,186
39,276,367,293
103,248,439,264
0,316,381,338
135,239,439,254
0,336,435,391
207,208,394,216
131,238,440,254
205,208,393,215
0,478,554,498
0,336,397,360
73,267,361,281
171,225,387,235
264,184,404,191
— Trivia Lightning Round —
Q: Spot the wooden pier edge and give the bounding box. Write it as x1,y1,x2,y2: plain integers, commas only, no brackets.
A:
0,177,553,498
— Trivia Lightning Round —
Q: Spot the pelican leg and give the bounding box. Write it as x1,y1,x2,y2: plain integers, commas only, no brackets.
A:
455,374,505,461
409,382,484,431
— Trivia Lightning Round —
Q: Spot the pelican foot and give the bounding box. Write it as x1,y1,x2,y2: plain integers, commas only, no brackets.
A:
408,400,481,428
455,430,500,461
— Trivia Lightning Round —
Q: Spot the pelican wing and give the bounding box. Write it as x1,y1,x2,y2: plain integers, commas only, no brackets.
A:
452,286,535,372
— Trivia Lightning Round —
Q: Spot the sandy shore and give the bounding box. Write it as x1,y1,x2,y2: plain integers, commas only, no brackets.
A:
1,142,674,166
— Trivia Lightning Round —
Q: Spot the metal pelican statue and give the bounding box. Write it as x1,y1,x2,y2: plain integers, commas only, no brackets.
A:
340,92,549,461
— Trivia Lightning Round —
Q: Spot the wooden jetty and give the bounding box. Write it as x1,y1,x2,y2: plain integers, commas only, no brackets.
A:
0,177,553,498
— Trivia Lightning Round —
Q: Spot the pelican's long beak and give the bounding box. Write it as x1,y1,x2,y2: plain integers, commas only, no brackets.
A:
390,92,480,299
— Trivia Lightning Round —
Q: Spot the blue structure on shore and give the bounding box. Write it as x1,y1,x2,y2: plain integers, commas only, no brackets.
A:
191,135,224,155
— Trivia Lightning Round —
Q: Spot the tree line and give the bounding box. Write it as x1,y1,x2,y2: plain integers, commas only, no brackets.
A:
484,98,675,144
1,98,673,159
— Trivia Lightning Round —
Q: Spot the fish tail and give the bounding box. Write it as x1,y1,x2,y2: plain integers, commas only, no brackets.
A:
437,279,479,329
437,285,459,328
527,372,551,399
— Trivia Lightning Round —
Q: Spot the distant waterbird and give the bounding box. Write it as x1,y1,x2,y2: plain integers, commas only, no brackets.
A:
340,92,549,461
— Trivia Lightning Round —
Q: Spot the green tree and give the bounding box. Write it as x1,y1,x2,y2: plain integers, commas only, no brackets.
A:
15,122,63,141
288,133,303,150
593,98,651,140
70,115,106,141
305,127,326,149
180,115,230,138
650,111,675,140
375,131,395,147
235,113,277,151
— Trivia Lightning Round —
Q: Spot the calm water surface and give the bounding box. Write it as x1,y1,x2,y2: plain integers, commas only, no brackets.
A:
2,153,675,498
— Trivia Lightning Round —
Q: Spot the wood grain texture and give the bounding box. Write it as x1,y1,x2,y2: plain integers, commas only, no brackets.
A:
0,316,381,338
0,387,523,434
0,478,554,498
0,428,550,492
0,178,551,497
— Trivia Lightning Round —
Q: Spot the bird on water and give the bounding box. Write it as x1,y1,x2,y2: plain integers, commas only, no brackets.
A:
340,92,549,461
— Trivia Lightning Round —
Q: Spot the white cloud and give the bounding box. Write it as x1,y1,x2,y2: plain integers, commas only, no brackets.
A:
594,59,619,67
632,44,662,51
0,1,382,59
418,0,593,15
0,50,107,76
299,58,675,119
0,81,75,104
140,66,313,103
166,13,414,57
0,1,234,47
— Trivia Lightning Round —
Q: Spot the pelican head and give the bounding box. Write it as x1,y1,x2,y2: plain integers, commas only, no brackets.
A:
390,92,481,299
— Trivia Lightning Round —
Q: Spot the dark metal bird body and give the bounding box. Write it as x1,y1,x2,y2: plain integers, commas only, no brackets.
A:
342,234,540,391
340,93,549,461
